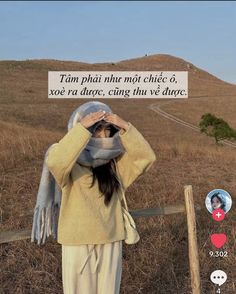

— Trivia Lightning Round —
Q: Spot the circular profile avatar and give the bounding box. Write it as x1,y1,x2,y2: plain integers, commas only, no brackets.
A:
205,189,232,214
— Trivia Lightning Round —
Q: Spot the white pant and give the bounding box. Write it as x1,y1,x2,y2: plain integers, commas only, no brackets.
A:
62,241,123,294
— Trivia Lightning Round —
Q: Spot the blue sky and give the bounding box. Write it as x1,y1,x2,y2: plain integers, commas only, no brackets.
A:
0,1,235,84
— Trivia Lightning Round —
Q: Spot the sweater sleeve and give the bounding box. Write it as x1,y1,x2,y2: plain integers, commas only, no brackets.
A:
115,122,156,190
46,122,92,189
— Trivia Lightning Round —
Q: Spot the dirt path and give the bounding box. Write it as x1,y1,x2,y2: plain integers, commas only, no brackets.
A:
148,100,236,148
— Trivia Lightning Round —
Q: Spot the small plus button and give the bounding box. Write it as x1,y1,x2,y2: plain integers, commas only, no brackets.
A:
212,209,225,221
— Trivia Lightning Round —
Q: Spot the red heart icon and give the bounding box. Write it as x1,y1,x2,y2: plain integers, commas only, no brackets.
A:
210,234,227,249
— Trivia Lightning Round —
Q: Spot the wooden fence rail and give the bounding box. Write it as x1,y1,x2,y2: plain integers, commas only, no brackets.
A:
0,185,201,293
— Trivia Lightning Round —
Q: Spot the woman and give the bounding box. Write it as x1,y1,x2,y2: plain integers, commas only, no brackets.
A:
211,193,226,212
46,101,156,294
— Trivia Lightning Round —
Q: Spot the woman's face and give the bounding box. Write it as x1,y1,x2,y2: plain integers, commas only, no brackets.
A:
92,125,112,138
211,196,222,210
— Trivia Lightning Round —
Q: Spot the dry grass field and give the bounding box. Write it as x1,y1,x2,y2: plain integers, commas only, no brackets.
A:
0,55,236,293
160,95,236,129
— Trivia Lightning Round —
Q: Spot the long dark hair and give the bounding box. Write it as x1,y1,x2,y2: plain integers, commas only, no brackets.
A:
89,123,121,206
90,159,121,206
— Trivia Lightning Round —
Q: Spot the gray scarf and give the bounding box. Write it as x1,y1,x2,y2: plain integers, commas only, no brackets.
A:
31,101,125,245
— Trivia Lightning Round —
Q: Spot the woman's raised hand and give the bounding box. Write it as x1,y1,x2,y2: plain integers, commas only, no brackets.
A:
79,110,129,132
80,110,106,129
103,113,129,131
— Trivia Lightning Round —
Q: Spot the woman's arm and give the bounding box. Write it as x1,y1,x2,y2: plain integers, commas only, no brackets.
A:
46,122,92,189
115,122,156,190
102,113,156,190
46,110,106,188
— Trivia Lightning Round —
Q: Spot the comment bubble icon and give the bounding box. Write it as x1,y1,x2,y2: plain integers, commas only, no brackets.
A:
210,270,227,286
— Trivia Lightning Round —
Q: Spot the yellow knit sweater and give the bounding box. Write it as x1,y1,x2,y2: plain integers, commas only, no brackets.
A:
46,122,156,245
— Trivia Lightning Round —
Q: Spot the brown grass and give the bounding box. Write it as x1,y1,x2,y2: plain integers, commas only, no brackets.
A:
161,95,236,129
1,56,236,293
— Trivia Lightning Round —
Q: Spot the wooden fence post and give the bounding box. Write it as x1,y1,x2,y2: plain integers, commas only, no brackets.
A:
184,185,201,294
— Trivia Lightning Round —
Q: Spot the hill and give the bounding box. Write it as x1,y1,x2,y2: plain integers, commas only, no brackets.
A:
0,54,236,103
